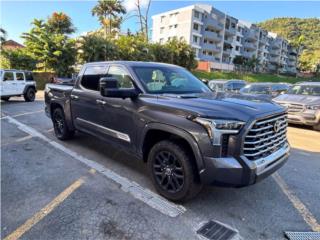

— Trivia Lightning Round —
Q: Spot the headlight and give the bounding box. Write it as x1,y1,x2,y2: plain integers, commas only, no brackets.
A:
191,117,244,145
306,105,320,110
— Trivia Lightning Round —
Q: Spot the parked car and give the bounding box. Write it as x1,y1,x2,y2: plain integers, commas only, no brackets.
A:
274,82,320,131
0,69,37,102
45,61,289,201
208,79,246,93
240,82,291,100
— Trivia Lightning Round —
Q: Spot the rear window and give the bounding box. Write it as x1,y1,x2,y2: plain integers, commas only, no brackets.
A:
16,72,25,81
25,72,34,81
81,65,107,91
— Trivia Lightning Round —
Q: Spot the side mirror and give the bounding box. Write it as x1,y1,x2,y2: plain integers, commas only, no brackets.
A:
99,77,138,99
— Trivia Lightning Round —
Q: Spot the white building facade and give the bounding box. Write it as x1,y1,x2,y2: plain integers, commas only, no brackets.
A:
152,4,298,74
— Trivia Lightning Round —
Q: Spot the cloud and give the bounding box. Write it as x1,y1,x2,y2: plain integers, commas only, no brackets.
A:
123,0,149,12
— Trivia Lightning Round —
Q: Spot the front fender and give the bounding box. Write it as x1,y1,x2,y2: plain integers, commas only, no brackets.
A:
140,122,205,173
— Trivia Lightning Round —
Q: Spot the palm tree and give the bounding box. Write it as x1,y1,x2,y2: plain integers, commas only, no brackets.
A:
91,0,126,38
0,28,7,45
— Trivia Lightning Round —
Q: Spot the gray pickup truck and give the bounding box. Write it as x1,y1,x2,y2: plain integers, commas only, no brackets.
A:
274,82,320,131
45,61,290,201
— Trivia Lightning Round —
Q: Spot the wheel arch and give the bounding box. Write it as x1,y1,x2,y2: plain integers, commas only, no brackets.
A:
140,123,205,177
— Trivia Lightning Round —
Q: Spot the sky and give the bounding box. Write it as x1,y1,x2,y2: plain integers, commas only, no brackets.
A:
1,0,320,44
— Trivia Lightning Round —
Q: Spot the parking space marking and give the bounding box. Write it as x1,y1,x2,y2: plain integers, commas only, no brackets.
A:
10,110,44,118
273,173,320,232
1,135,33,147
3,177,85,240
4,116,186,218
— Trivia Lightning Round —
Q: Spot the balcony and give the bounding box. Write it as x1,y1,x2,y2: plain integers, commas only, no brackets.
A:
224,37,233,45
205,18,224,31
246,31,259,40
202,43,221,53
225,27,236,36
269,56,279,63
269,49,280,56
223,48,232,55
242,51,255,59
271,42,281,49
244,42,257,50
203,31,222,42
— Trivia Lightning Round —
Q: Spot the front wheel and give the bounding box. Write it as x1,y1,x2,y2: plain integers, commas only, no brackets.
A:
313,122,320,131
148,140,202,202
52,108,75,140
24,88,36,102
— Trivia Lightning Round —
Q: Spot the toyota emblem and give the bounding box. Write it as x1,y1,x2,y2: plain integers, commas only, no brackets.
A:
273,120,281,133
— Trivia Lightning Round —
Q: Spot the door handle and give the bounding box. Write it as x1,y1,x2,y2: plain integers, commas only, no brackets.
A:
96,99,106,105
71,95,79,100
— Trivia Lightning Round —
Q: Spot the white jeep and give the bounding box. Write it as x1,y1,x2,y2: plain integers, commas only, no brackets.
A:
0,69,37,102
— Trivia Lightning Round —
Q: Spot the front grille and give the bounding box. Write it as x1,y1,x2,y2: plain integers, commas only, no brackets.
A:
282,103,304,113
244,113,288,161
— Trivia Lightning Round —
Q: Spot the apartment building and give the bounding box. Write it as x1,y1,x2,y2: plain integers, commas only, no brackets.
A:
152,4,297,74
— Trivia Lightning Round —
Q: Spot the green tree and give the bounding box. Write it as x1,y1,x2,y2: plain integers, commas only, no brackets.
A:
1,48,37,70
22,14,76,76
91,0,126,38
78,34,119,62
47,12,75,34
0,27,7,46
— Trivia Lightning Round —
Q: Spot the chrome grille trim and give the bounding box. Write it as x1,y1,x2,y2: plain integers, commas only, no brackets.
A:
244,113,288,161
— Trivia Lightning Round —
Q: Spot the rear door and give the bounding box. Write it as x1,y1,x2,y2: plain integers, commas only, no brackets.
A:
71,64,108,137
14,72,27,95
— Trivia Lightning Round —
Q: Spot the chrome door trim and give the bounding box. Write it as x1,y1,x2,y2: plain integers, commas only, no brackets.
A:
76,117,131,142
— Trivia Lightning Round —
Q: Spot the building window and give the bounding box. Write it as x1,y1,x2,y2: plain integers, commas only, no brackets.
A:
174,24,178,28
204,39,207,43
169,25,173,29
194,10,200,18
159,38,164,44
193,23,199,31
160,16,165,23
193,35,198,44
236,36,240,42
236,46,240,51
160,27,164,34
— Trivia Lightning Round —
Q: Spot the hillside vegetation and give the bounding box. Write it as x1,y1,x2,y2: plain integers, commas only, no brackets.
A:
258,18,320,71
192,71,318,84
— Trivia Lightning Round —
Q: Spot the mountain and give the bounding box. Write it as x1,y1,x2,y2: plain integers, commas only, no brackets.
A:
258,18,320,71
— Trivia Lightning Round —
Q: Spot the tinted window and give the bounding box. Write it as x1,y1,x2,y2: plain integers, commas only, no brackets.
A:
81,65,107,91
16,72,25,81
3,72,14,81
133,66,209,94
288,85,320,96
25,72,34,81
107,66,134,89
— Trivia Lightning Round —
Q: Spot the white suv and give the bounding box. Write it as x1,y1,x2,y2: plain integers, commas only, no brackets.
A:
0,69,37,102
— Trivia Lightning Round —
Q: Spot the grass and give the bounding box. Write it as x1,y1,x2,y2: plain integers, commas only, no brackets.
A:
192,70,319,84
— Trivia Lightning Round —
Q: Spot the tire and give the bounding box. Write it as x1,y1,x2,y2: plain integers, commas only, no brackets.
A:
52,107,75,140
147,140,202,202
1,97,10,101
313,122,320,131
24,87,36,102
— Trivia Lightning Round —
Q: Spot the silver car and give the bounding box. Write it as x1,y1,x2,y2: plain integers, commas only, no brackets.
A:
208,79,246,93
274,82,320,131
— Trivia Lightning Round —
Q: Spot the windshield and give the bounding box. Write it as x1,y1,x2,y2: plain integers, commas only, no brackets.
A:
232,82,246,90
241,85,271,94
133,66,210,94
288,85,320,96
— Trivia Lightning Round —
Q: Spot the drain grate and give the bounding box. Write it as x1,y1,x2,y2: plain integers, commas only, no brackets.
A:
285,231,320,240
197,220,237,240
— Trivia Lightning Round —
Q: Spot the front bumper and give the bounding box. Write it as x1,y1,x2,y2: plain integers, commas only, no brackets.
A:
200,144,290,187
287,112,319,126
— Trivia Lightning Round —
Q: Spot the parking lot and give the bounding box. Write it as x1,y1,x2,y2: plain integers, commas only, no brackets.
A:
1,93,320,240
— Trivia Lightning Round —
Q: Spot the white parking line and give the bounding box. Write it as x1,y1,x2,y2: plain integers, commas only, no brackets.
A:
11,110,44,118
4,116,186,218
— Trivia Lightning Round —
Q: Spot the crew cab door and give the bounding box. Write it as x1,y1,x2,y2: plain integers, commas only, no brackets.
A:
97,65,137,150
14,72,27,94
70,64,108,138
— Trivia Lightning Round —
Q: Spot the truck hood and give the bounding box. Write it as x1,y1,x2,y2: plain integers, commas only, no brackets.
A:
274,94,320,105
146,93,284,122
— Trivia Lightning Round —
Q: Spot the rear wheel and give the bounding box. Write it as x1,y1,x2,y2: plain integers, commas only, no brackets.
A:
52,108,75,140
1,97,10,101
24,88,36,102
148,140,202,202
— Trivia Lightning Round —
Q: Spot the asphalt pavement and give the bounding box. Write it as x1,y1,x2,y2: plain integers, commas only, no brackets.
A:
1,94,319,240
